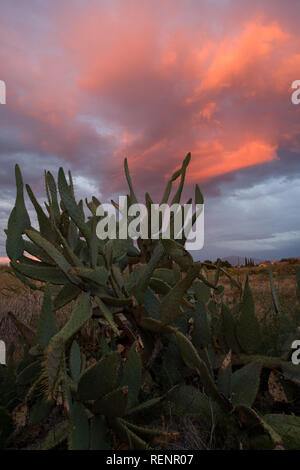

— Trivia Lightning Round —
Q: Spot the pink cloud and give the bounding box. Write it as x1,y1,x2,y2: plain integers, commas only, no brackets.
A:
191,140,278,181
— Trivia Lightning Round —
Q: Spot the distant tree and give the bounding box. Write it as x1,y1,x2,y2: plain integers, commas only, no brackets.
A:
245,257,255,267
221,260,232,268
204,260,214,270
203,259,231,269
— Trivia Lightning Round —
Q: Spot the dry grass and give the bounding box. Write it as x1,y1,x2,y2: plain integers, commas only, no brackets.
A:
0,268,42,358
214,264,298,321
0,266,73,360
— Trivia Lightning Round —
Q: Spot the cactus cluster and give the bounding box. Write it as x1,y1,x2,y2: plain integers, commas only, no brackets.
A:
1,154,300,450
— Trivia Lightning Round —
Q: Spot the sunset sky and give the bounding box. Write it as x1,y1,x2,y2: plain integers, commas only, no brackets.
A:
1,0,300,262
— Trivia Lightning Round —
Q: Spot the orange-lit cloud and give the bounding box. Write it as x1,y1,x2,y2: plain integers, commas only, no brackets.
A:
194,20,289,95
47,4,300,193
191,140,278,181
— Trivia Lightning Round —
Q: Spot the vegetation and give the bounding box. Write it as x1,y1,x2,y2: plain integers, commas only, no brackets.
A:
244,257,255,267
1,154,300,450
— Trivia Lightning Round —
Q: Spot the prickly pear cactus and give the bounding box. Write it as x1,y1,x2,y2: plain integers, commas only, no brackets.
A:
2,153,300,450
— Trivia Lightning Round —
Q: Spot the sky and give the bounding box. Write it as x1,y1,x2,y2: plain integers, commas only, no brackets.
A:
1,0,300,262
